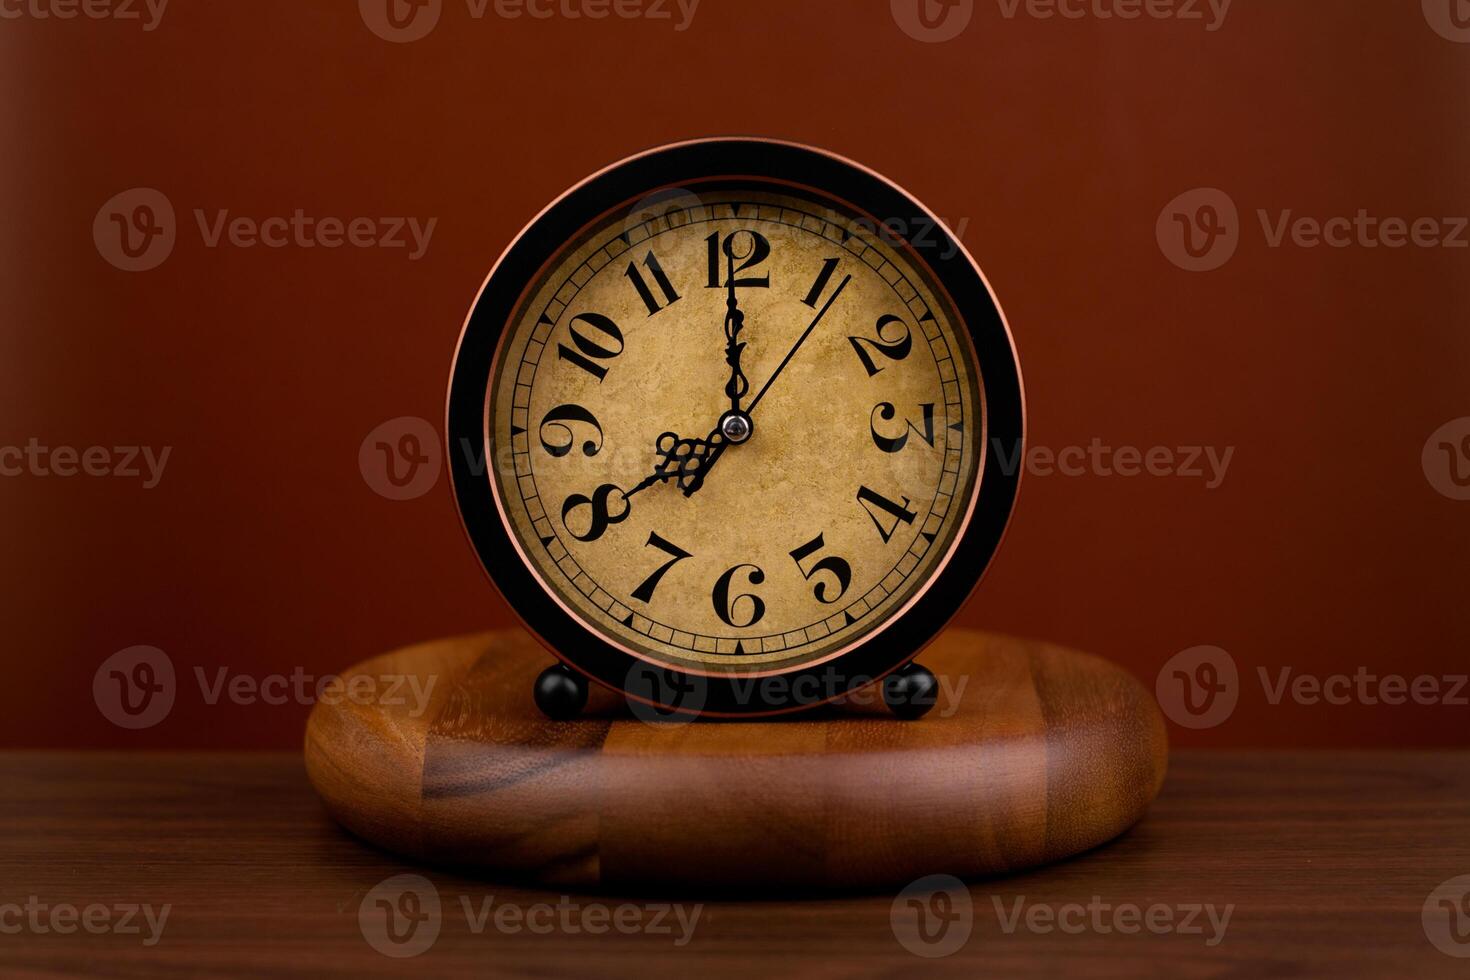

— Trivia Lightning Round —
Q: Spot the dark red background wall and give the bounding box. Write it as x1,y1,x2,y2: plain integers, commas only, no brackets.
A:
3,0,1467,748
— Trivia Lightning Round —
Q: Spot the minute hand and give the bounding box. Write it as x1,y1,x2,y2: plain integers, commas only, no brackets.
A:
746,273,852,414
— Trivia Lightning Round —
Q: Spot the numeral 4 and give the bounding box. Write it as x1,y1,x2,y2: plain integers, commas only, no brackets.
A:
856,486,918,543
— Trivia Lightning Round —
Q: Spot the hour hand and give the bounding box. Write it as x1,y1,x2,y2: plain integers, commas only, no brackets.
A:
626,428,729,499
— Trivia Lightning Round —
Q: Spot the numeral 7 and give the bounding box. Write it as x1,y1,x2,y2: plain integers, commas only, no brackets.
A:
631,532,692,603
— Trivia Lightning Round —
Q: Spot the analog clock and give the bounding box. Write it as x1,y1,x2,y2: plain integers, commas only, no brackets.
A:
448,138,1022,719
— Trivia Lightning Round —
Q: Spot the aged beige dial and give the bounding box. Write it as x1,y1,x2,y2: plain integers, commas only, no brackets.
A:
486,185,984,675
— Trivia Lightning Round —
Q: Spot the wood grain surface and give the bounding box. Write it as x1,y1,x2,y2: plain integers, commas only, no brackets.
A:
303,628,1168,889
3,751,1470,977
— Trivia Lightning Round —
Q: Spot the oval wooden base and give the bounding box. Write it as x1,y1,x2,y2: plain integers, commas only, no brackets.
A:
304,628,1167,892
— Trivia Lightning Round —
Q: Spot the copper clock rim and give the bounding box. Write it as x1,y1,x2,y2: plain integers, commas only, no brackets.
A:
446,136,1026,716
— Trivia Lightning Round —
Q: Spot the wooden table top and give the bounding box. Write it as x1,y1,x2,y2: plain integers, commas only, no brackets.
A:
3,750,1469,978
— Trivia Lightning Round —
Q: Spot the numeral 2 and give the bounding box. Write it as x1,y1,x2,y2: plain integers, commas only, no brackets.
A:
625,251,680,316
856,486,918,543
631,532,692,603
848,314,912,377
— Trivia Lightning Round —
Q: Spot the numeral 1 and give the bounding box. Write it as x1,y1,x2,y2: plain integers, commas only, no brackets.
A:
802,258,842,309
625,251,680,316
856,486,918,543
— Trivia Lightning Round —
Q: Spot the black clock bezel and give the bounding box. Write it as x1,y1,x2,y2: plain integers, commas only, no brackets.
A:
447,137,1024,717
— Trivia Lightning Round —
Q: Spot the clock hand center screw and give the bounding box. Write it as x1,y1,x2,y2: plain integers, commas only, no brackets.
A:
719,411,752,444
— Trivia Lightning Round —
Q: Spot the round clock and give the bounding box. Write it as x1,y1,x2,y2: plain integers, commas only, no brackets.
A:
448,138,1022,719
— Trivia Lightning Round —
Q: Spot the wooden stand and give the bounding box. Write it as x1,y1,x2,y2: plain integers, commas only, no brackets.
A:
305,628,1167,891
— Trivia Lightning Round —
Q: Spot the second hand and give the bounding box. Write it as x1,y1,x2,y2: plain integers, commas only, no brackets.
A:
746,273,852,414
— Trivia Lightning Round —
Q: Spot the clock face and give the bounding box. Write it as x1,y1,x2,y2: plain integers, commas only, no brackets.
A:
488,185,981,675
450,140,1022,714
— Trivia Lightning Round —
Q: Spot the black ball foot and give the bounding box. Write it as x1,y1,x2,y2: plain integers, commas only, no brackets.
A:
883,662,938,720
534,664,588,720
